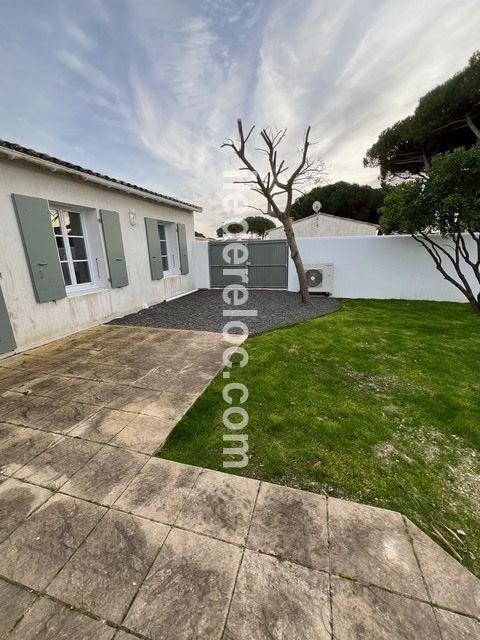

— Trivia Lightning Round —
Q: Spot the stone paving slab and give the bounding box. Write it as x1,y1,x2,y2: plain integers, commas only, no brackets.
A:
114,457,201,524
0,426,59,476
10,373,68,396
247,482,328,571
40,376,98,399
107,386,156,413
35,400,99,433
0,493,105,591
75,380,127,406
124,528,242,640
331,577,441,639
2,324,480,640
406,519,480,617
7,596,116,640
0,478,51,541
0,579,37,639
328,497,427,600
48,510,170,622
69,408,136,443
108,366,149,386
0,391,26,419
2,394,64,427
175,469,259,545
140,390,198,420
225,549,331,640
0,422,19,447
62,445,148,505
110,413,174,454
14,437,101,488
435,609,480,639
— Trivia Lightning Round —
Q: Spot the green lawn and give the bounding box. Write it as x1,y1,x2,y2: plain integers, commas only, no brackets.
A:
157,299,480,574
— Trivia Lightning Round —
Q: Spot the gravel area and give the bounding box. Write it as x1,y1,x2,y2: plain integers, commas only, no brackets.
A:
111,289,339,335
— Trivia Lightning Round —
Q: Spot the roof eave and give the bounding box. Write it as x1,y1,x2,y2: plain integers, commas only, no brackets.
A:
0,146,203,213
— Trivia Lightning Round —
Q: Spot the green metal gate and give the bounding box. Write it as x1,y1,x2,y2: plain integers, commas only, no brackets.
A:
209,240,288,288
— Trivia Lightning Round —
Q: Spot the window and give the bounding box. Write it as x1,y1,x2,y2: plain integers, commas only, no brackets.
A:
158,224,170,273
50,208,94,291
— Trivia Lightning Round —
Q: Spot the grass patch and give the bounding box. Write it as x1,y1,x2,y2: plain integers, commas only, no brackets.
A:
157,299,480,574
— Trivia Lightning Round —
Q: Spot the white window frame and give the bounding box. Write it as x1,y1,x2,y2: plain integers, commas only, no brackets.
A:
157,222,179,277
50,205,97,294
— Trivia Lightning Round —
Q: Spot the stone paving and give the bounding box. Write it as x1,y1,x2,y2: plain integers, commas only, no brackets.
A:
0,325,479,639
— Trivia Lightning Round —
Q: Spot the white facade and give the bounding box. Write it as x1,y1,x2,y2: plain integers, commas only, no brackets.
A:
0,156,199,353
268,212,378,239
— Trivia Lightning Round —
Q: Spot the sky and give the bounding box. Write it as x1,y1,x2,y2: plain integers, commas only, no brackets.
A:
0,0,479,236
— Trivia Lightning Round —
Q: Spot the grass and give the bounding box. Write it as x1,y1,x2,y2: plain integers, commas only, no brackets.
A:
157,299,480,574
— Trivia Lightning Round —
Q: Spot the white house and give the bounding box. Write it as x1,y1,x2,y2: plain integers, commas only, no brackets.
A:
0,140,201,355
268,212,378,239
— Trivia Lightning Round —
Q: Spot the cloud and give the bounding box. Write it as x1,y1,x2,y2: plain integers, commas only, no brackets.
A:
0,0,479,235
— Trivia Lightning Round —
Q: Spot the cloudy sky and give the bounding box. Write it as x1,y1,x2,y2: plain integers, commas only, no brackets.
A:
1,0,479,235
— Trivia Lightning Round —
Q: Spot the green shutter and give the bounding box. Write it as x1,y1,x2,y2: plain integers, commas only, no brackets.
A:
177,223,189,275
0,285,16,355
12,194,66,303
144,218,164,280
100,210,128,288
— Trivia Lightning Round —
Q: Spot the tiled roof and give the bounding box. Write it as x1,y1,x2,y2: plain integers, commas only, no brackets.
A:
0,139,201,212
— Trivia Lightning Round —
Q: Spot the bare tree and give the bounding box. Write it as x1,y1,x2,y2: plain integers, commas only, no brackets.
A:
222,119,325,303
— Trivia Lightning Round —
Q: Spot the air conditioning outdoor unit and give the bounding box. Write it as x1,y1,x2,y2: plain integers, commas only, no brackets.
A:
305,263,334,295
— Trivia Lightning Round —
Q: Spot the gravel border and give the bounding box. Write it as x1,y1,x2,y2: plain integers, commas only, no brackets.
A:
111,289,339,335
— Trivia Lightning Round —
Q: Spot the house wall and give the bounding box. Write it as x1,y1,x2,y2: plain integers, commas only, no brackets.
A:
288,235,479,302
0,157,197,352
268,213,378,238
193,241,211,289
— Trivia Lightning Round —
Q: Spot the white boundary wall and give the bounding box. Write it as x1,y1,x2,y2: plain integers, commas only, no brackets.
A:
289,235,479,302
194,235,478,303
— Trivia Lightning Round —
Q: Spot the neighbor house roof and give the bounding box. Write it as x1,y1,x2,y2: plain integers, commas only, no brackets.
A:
291,211,379,227
0,139,202,212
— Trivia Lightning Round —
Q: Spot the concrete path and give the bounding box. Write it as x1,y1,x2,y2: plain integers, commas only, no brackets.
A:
0,325,479,639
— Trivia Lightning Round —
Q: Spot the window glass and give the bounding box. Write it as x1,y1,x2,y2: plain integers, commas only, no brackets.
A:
51,211,61,233
69,237,87,260
61,262,72,286
74,261,91,284
158,224,169,272
56,236,67,261
64,211,83,235
50,207,93,289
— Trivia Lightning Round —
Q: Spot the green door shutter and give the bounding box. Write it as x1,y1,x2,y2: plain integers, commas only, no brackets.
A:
177,223,189,275
100,210,128,288
12,194,66,303
144,218,164,280
0,285,16,355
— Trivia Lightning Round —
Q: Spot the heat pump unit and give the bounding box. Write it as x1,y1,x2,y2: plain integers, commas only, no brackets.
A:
305,263,334,294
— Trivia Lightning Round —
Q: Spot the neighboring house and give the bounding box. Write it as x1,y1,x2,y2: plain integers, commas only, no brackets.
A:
267,212,379,239
0,140,202,355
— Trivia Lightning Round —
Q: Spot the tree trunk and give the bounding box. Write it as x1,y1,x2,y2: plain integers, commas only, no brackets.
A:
282,216,310,303
465,112,480,139
421,149,431,170
412,234,480,314
467,295,480,314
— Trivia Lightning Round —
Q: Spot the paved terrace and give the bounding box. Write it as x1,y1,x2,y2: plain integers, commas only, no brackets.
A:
0,324,479,639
